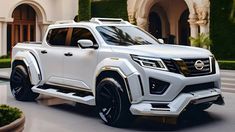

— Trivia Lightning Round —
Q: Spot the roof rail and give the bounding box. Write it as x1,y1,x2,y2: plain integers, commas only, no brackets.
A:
90,18,131,25
55,20,75,24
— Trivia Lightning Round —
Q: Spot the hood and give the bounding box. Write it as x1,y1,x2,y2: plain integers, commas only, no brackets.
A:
111,44,212,59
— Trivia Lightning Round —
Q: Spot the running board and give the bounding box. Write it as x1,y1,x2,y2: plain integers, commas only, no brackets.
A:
32,86,95,106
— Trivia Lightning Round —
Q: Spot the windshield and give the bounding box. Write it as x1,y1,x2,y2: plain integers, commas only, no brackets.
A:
96,26,160,46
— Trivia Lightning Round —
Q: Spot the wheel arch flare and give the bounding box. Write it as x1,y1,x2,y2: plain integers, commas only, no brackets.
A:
12,51,42,85
94,58,144,103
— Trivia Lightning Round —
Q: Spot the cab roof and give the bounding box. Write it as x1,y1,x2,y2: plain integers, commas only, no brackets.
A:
48,18,132,29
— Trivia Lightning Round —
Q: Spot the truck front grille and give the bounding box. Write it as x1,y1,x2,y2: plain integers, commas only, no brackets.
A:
163,59,180,74
182,58,215,77
163,57,216,77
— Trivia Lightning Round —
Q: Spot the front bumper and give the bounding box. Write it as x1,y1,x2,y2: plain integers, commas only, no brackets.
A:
130,88,224,116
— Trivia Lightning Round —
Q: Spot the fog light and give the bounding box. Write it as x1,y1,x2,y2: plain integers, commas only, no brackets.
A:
149,78,170,94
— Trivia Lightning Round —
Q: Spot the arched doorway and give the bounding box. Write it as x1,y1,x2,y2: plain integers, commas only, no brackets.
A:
178,9,190,45
7,4,36,52
148,12,162,39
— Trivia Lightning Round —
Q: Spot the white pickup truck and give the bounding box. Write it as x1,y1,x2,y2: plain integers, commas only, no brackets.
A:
10,18,224,126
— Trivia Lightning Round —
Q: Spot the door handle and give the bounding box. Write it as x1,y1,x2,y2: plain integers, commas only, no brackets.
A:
41,50,47,54
64,52,73,57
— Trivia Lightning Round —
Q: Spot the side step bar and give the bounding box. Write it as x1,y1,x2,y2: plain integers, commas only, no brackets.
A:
32,86,95,106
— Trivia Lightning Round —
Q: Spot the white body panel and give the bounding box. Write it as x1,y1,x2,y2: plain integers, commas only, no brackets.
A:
11,18,224,116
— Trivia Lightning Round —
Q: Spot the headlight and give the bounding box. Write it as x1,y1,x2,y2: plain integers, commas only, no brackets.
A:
131,55,168,71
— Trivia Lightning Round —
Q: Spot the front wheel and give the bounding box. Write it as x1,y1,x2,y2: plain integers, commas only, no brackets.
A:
10,65,39,101
96,78,133,127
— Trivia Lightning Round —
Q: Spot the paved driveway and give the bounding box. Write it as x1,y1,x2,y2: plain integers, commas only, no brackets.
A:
0,80,235,132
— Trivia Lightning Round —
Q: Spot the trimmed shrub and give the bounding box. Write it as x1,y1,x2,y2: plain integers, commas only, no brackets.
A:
0,58,11,68
218,60,235,70
210,0,235,60
78,0,91,21
0,105,22,127
91,0,128,20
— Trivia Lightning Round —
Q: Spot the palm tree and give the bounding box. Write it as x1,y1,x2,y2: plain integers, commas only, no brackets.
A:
189,33,212,49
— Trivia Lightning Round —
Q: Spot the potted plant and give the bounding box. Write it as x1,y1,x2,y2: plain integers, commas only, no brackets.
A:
189,33,212,49
0,105,25,132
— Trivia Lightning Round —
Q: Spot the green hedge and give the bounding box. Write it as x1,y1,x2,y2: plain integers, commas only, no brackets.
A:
78,0,91,21
218,60,235,70
91,0,128,20
210,0,235,60
0,58,11,68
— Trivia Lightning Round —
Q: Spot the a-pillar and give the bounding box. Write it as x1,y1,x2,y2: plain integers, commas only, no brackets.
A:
0,21,7,56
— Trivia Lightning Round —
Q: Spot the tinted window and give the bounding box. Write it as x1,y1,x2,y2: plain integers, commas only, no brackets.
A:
96,26,160,46
70,28,97,47
46,28,68,46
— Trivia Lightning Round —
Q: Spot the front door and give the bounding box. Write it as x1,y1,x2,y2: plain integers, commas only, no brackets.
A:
63,27,98,90
37,28,69,84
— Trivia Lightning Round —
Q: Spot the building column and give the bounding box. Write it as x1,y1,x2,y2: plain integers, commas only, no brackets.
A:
128,12,136,25
2,22,7,55
39,23,49,40
0,22,7,57
198,23,209,33
136,17,148,31
127,0,137,24
194,0,210,34
188,14,199,38
0,22,2,56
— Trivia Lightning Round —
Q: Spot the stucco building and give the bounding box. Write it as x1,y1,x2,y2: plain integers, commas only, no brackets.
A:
0,0,78,56
127,0,210,45
0,0,211,56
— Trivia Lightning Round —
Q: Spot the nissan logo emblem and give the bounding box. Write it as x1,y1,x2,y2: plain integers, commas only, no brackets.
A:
194,60,204,70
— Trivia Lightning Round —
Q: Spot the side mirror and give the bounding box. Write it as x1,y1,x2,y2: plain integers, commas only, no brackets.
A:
77,39,94,48
158,39,164,44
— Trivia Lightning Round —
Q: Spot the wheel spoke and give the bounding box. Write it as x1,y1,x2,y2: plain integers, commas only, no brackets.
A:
13,75,22,81
100,92,112,100
15,70,23,78
12,86,22,95
103,85,113,97
11,68,25,95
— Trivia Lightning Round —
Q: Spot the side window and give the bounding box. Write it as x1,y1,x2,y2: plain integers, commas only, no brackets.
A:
46,28,68,46
70,28,97,47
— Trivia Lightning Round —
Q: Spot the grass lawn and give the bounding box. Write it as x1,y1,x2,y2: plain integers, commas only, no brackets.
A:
0,58,11,68
218,60,235,70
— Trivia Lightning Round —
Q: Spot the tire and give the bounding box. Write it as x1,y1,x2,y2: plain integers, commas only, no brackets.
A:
10,65,39,101
96,78,133,127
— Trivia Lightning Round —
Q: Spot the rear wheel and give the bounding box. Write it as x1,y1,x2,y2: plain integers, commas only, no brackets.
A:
96,78,133,127
10,65,39,101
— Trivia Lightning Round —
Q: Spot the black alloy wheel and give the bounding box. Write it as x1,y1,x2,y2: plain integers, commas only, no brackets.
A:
96,78,133,127
10,65,39,101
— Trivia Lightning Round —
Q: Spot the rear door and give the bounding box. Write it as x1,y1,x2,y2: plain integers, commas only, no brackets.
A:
63,27,99,90
37,28,68,85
